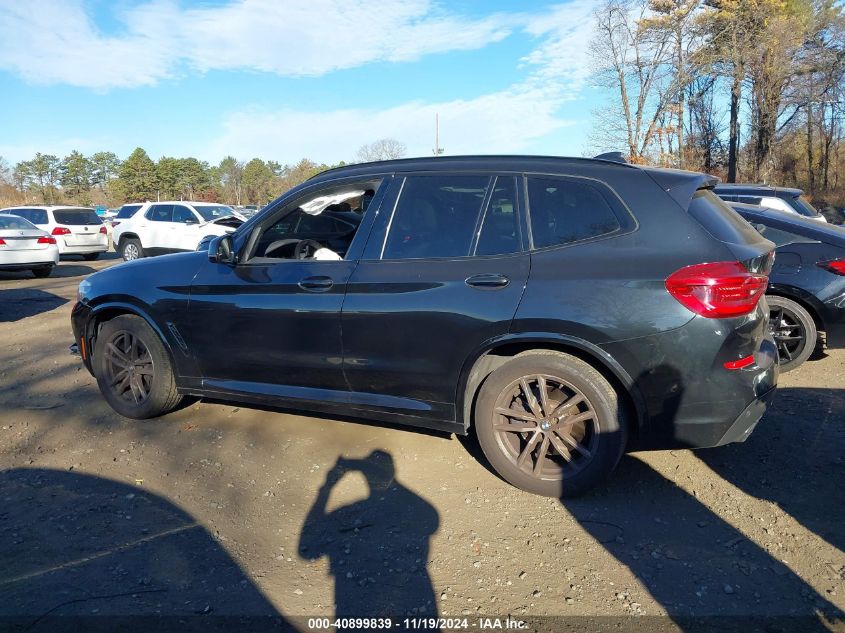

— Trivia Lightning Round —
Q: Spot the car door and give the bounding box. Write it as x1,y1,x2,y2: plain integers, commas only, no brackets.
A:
141,204,174,253
170,204,201,251
185,176,389,405
340,173,530,424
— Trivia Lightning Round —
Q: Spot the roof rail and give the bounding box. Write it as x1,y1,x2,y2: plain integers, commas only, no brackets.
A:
593,151,627,164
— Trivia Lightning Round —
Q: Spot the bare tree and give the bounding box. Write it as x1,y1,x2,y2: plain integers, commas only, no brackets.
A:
355,139,407,163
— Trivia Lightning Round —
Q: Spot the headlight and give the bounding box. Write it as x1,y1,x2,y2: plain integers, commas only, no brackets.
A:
77,279,92,302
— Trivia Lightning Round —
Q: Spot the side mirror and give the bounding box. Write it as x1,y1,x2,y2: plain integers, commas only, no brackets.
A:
208,234,236,264
754,223,767,234
184,217,199,224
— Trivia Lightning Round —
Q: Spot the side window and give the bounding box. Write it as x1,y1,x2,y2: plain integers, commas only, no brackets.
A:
382,175,490,260
146,204,173,222
296,213,339,235
475,177,521,256
527,176,622,249
756,223,803,247
738,195,764,206
172,205,196,223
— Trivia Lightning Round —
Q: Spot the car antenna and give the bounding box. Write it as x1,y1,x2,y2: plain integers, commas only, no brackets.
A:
594,152,627,164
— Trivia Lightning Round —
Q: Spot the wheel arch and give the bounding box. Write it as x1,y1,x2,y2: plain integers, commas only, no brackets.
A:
766,285,825,331
457,334,646,445
116,232,141,246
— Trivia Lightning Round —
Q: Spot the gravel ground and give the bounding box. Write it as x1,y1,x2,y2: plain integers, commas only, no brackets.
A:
0,255,843,631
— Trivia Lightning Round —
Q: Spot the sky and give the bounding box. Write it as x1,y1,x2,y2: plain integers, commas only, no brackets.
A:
0,0,607,167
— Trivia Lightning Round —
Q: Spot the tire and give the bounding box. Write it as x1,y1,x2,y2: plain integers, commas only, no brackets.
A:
31,267,52,278
767,295,816,372
92,315,182,419
82,252,100,261
121,238,143,262
474,351,627,498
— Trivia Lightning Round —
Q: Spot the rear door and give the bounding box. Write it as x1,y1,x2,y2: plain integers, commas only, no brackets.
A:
141,204,174,253
340,173,530,423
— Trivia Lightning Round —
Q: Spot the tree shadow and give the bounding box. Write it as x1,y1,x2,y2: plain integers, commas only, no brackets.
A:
298,450,440,619
697,386,845,555
0,467,295,632
0,289,68,322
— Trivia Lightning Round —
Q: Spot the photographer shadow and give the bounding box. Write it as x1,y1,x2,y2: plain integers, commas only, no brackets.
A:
299,450,440,619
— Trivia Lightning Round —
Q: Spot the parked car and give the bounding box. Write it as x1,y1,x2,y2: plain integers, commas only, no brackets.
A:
112,201,246,261
72,156,778,497
0,213,59,277
714,184,827,223
0,206,109,260
728,201,845,371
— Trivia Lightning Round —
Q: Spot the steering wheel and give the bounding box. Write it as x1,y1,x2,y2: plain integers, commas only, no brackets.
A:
294,239,324,260
264,238,300,258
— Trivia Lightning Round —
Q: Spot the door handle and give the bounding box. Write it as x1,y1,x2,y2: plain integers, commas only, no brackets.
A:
465,273,510,289
298,276,334,291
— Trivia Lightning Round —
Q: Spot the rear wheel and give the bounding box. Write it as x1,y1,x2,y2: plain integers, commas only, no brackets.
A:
93,315,182,419
121,238,143,261
767,296,816,372
474,351,627,497
82,252,100,261
31,267,52,278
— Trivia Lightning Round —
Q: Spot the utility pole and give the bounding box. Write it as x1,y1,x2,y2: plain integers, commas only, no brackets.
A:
433,113,444,156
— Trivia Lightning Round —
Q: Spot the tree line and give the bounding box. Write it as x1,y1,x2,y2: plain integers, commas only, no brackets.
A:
590,0,845,204
0,139,407,209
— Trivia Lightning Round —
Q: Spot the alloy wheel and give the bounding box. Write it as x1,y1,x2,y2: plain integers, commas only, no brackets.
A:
492,374,599,480
124,243,139,260
769,305,806,364
103,331,154,405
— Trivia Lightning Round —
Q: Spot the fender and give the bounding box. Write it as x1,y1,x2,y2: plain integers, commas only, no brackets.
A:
456,331,647,436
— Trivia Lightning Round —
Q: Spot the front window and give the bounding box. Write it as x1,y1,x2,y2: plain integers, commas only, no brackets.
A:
194,205,237,222
249,179,382,261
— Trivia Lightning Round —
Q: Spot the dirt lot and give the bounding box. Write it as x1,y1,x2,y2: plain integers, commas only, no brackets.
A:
0,255,843,631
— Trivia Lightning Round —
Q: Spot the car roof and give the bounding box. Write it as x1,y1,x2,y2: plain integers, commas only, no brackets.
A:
307,154,719,210
1,205,96,211
714,183,803,196
147,201,231,206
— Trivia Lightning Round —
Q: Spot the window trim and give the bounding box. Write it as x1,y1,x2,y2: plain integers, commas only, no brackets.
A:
470,175,525,257
522,172,637,253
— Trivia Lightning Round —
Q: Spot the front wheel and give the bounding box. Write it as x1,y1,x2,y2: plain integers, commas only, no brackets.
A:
767,296,817,372
121,238,143,262
93,315,182,419
474,351,627,498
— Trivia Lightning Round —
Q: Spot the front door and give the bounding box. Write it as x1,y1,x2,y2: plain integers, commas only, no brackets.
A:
185,176,389,405
341,173,530,423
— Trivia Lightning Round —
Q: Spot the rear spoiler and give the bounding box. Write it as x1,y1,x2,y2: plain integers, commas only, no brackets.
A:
642,167,720,210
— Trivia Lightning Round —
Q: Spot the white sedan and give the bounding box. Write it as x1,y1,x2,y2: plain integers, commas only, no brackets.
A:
0,213,60,277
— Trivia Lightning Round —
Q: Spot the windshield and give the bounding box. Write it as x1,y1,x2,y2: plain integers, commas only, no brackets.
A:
790,195,821,218
53,208,103,225
195,205,236,221
0,215,38,230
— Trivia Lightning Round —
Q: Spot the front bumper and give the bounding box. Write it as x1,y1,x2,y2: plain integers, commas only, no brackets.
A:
71,301,95,375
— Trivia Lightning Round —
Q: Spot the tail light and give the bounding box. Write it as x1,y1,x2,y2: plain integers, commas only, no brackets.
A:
818,259,845,275
665,261,768,318
37,236,57,244
52,227,71,236
99,226,107,234
0,238,5,246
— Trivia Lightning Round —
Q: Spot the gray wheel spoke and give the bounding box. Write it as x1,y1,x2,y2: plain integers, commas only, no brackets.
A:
494,422,536,432
519,378,543,419
517,432,542,468
557,430,592,458
107,342,130,366
555,410,595,429
110,367,129,386
549,394,586,419
495,406,538,423
533,436,550,476
547,431,573,462
537,375,552,417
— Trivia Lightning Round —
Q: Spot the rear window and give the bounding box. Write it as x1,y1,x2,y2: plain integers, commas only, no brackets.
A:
53,208,102,226
526,176,623,249
116,204,142,219
688,190,762,244
0,215,37,230
7,208,48,225
790,195,821,218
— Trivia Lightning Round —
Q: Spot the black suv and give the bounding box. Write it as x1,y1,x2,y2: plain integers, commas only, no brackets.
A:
72,156,778,497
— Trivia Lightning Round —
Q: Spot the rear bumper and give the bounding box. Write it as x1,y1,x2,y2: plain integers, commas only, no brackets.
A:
601,304,779,450
822,299,845,348
58,240,108,255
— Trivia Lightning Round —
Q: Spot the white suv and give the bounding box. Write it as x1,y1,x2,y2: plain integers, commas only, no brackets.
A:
0,206,109,260
112,201,246,261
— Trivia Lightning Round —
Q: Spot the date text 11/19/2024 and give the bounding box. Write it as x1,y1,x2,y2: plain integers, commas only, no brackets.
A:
306,617,528,630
